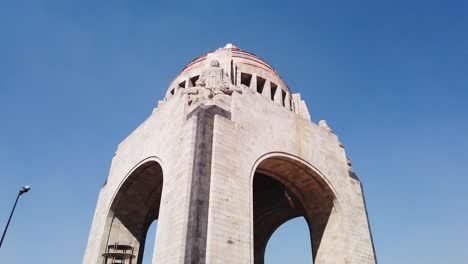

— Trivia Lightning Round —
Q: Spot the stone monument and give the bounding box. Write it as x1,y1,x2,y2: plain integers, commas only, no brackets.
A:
83,44,377,264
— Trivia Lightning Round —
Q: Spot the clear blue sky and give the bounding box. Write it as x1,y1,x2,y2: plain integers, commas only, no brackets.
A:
1,0,467,263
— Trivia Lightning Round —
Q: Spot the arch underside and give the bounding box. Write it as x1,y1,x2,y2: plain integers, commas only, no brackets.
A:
253,157,336,264
103,161,163,264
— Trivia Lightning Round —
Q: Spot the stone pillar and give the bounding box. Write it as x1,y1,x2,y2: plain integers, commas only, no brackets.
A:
341,179,377,264
274,87,282,105
250,74,257,90
284,92,291,110
184,105,231,264
262,80,271,99
310,206,347,264
186,77,193,88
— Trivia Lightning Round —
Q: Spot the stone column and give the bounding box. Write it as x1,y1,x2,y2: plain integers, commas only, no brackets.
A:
284,92,291,110
250,74,257,91
184,105,231,264
262,80,271,99
274,87,282,105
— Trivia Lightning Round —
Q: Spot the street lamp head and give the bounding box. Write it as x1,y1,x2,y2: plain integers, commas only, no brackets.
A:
1,185,31,247
19,185,30,195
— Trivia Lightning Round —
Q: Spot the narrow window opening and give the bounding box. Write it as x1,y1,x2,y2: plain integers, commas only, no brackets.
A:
256,77,266,94
230,60,234,84
190,75,200,87
270,82,278,101
281,90,287,106
241,73,252,87
170,88,175,95
179,81,186,89
235,66,238,85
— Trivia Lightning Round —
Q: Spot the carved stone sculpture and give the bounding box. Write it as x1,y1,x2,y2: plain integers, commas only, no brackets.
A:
183,60,243,106
319,120,334,134
182,76,212,105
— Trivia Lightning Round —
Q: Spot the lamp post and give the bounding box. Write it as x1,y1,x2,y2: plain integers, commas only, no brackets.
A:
0,185,30,248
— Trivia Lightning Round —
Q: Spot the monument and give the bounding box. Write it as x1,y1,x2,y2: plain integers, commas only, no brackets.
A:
83,44,377,264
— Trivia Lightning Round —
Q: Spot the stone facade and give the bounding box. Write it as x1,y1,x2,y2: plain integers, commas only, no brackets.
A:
83,44,377,264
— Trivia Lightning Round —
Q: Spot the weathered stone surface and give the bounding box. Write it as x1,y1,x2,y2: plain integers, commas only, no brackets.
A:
83,44,377,264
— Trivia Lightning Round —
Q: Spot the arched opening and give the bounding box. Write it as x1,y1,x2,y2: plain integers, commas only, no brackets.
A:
253,155,336,264
102,160,163,264
264,217,313,264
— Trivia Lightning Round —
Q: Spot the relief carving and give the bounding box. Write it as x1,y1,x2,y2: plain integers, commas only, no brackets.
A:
182,60,244,106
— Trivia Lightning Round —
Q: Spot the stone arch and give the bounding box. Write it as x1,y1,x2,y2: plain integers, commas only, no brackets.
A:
250,153,343,264
100,158,164,264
